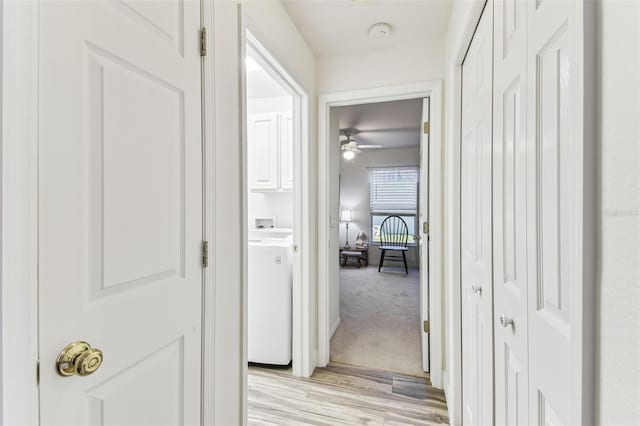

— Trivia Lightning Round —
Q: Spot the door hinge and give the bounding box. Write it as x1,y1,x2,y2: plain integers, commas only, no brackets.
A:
200,27,207,57
202,240,209,268
423,221,429,235
36,359,40,385
423,320,430,333
292,244,298,253
423,121,430,134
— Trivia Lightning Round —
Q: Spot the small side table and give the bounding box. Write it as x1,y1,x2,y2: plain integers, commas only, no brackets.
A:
340,245,369,268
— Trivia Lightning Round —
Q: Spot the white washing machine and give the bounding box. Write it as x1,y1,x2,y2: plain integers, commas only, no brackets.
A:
247,232,292,365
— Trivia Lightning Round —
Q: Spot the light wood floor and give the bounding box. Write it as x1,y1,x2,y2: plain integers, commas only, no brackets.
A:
248,363,449,425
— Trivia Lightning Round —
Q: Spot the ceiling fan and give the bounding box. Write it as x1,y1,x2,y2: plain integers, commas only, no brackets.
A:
340,129,382,160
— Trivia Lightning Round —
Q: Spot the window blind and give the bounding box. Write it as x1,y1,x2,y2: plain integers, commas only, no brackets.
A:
369,166,419,213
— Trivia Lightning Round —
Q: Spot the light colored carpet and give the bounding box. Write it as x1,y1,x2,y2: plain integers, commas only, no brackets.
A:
330,265,425,377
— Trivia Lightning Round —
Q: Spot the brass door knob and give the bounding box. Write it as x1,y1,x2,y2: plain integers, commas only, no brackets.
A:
56,341,103,377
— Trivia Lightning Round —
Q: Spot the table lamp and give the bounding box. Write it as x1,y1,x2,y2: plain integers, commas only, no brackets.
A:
340,209,352,248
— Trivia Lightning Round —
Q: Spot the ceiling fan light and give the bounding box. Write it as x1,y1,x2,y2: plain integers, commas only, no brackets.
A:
343,150,355,160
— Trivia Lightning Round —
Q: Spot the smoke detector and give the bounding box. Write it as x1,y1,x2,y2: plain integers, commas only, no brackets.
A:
368,22,392,39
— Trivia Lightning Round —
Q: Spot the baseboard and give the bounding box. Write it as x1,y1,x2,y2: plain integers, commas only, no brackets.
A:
308,350,318,377
443,369,449,399
442,369,459,426
329,317,341,339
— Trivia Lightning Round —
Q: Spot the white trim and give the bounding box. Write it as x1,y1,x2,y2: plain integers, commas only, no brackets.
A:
1,2,40,424
329,317,341,340
206,1,247,424
201,1,216,424
574,1,597,423
442,368,450,414
241,12,313,380
317,81,444,388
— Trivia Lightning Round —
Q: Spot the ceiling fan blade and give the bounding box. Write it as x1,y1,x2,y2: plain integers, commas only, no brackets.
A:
358,145,383,149
353,148,362,153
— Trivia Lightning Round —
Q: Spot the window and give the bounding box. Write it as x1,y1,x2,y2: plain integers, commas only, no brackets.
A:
369,166,419,244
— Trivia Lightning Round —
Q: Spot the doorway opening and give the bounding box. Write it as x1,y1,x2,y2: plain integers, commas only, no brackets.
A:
242,33,305,376
328,98,430,378
245,43,295,369
318,81,444,388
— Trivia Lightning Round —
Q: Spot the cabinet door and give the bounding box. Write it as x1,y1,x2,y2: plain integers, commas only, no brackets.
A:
461,4,494,426
248,113,279,190
279,112,294,190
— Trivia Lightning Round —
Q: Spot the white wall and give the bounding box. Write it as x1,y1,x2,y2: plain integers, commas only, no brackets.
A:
248,191,293,228
317,38,446,93
338,146,421,267
211,0,317,423
596,1,640,423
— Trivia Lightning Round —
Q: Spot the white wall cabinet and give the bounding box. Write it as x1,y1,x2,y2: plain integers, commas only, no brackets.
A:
461,1,590,425
248,111,293,191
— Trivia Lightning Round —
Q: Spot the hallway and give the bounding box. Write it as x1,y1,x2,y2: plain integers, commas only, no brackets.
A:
247,363,448,425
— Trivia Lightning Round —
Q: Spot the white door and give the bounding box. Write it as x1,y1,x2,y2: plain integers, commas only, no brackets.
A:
418,98,430,373
280,111,294,190
248,112,280,190
461,4,494,425
38,2,203,425
526,1,582,424
493,0,529,423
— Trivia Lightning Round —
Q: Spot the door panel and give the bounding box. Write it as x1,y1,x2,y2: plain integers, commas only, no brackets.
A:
461,4,494,425
38,2,202,425
527,1,580,424
493,0,529,424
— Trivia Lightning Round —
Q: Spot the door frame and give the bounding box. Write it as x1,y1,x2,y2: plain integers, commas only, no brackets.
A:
240,27,310,379
317,81,444,388
0,1,40,424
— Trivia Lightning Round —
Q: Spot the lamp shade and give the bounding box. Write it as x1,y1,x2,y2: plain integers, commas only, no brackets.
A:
340,210,352,222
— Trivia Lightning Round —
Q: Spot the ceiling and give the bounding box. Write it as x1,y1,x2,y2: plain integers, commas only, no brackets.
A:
281,0,452,57
336,98,423,149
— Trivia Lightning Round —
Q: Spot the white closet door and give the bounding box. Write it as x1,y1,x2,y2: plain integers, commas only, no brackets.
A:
493,0,529,424
526,1,584,424
461,4,494,425
37,1,203,424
